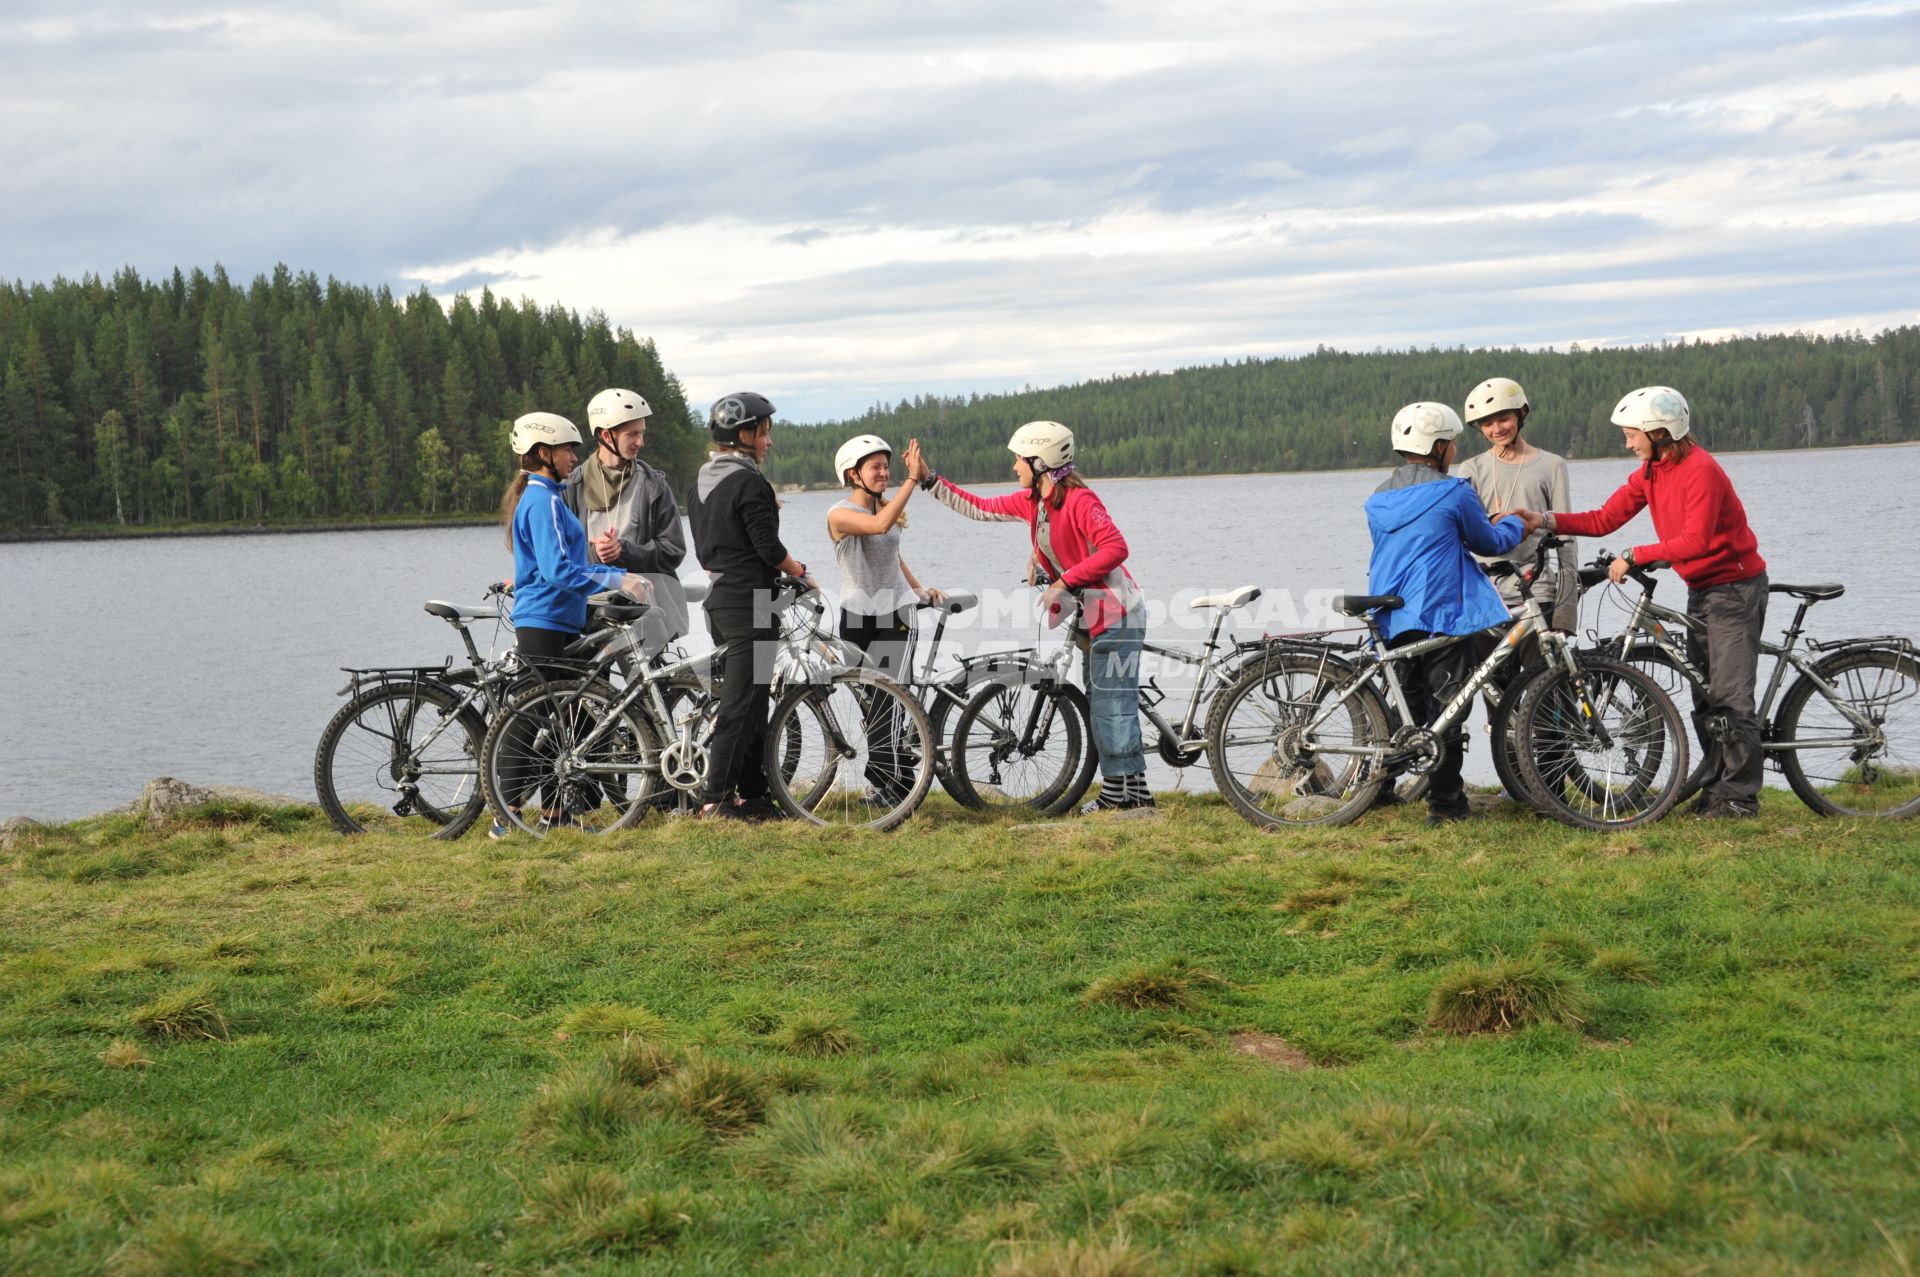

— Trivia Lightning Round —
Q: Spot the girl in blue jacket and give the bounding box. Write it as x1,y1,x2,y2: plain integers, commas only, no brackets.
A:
496,412,651,834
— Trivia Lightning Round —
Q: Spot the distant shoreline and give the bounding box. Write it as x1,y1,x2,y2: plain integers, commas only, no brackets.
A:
5,438,1914,543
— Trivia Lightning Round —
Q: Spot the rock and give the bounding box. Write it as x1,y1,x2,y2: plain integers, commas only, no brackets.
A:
0,816,43,849
137,777,216,828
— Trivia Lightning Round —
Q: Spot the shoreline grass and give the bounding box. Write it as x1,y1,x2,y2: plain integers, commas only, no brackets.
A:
3,792,1917,1273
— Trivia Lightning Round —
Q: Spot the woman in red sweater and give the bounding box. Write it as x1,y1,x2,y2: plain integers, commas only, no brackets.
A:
910,421,1153,813
1515,386,1769,818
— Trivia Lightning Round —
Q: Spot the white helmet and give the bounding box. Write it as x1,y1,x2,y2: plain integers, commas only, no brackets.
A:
587,388,651,436
834,434,892,485
1390,402,1464,456
1611,386,1691,439
1006,420,1074,471
510,411,582,456
1463,377,1529,427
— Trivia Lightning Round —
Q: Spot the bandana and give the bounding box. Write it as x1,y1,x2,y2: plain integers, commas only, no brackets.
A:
578,455,631,513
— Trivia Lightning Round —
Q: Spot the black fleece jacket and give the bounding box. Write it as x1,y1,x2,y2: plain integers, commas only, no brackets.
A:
688,451,789,610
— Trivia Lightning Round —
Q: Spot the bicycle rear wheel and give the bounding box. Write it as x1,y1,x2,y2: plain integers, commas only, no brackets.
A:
480,679,659,836
949,675,1095,815
765,670,936,830
1515,657,1687,830
1205,651,1388,828
1775,647,1920,818
314,680,486,839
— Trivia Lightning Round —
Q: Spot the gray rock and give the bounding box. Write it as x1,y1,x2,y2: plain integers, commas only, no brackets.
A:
0,816,43,849
137,777,216,828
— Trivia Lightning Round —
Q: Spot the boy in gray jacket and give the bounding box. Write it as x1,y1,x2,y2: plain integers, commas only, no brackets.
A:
564,387,690,647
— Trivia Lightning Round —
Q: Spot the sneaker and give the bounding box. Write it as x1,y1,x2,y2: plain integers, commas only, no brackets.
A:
1425,805,1474,826
735,796,786,822
1080,774,1155,816
696,801,750,822
487,818,511,840
1693,801,1759,820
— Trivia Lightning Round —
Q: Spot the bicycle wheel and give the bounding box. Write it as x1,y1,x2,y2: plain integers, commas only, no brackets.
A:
1775,647,1920,818
765,670,936,830
480,678,659,836
1515,656,1687,830
1205,651,1389,829
1608,643,1714,806
314,680,486,839
949,674,1095,815
1486,677,1540,809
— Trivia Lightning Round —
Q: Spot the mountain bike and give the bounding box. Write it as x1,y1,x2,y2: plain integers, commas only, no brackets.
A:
313,585,518,840
478,577,936,834
1206,537,1691,831
1583,552,1920,818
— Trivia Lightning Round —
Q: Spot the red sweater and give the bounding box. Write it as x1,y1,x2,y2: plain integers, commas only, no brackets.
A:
929,478,1141,635
1553,446,1764,588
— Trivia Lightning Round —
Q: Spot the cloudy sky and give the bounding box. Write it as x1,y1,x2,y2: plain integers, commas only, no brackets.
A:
4,0,1918,420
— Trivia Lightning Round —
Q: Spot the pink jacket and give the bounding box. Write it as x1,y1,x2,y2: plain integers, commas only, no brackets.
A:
930,478,1142,636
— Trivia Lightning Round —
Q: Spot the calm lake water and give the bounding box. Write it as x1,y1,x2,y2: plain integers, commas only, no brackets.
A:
4,444,1916,821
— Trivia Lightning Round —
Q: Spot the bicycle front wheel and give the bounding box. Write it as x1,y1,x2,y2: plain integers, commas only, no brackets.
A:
766,670,936,830
1205,651,1388,829
1515,656,1687,830
1610,642,1714,806
480,679,659,836
314,680,486,839
949,674,1095,815
1775,647,1920,818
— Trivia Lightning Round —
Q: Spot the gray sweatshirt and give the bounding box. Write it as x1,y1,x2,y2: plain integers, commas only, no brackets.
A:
1454,447,1579,631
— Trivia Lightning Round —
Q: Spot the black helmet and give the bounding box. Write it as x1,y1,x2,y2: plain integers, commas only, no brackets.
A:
709,391,775,444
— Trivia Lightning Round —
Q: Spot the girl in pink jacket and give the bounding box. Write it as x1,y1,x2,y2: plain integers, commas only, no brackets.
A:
911,421,1152,813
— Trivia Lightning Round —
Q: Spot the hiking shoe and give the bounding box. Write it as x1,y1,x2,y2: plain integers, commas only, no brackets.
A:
1693,801,1759,820
1425,805,1474,826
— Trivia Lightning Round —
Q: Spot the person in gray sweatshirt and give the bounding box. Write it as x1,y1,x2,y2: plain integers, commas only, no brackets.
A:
563,387,690,652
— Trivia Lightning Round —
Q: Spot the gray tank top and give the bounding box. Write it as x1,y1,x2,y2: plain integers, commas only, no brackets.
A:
832,499,915,618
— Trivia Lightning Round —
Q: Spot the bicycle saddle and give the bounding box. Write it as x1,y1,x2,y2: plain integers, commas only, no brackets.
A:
423,600,505,622
923,590,978,614
1769,582,1844,601
1333,593,1402,616
1191,585,1261,610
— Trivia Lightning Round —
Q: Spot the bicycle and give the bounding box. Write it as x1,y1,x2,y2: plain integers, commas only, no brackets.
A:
313,585,520,839
1582,552,1920,818
478,576,937,834
1205,537,1691,831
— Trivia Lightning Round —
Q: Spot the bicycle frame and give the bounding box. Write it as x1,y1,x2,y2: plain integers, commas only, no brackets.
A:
1138,598,1263,760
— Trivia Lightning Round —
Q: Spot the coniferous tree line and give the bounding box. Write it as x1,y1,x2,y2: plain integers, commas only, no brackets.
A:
765,328,1920,488
0,265,701,530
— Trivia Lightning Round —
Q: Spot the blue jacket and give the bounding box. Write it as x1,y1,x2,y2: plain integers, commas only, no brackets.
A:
1365,466,1526,641
511,474,625,633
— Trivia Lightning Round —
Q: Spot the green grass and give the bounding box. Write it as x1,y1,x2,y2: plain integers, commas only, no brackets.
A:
2,792,1917,1274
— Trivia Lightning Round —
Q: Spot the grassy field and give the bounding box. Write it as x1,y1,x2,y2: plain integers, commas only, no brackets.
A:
2,792,1917,1276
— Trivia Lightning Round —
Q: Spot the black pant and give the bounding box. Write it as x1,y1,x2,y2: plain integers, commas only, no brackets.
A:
840,608,918,798
1687,573,1769,806
701,606,777,804
502,626,589,812
1390,631,1475,812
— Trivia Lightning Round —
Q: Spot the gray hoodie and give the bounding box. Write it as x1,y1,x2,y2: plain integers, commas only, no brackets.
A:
562,456,690,640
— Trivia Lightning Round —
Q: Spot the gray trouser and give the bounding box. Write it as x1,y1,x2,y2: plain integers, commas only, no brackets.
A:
1686,573,1769,805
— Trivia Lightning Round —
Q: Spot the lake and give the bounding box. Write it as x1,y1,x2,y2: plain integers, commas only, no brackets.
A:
4,444,1916,821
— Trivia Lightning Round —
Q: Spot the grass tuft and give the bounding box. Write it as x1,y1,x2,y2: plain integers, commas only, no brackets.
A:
1259,1119,1378,1177
99,1040,155,1070
524,1061,640,1146
310,978,393,1011
521,1163,623,1227
775,1008,862,1057
131,982,230,1042
605,1034,679,1089
564,1190,693,1254
1084,964,1195,1011
1592,1157,1702,1237
1276,1204,1352,1248
654,1052,767,1133
1588,946,1657,984
107,1212,262,1277
557,1002,668,1040
993,1236,1157,1277
1427,954,1590,1035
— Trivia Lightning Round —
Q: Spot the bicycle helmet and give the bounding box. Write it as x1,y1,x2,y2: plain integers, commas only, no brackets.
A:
1390,402,1463,456
1463,377,1530,427
1610,386,1690,439
587,388,652,437
510,411,582,455
834,434,893,490
1006,420,1074,471
709,391,776,444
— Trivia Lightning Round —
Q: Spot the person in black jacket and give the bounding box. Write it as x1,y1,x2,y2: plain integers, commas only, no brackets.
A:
687,392,815,820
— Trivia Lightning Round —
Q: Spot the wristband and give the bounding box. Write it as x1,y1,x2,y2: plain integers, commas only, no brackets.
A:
918,472,939,492
1622,548,1636,569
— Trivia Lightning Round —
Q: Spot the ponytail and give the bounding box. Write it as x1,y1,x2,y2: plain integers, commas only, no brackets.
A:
499,450,545,547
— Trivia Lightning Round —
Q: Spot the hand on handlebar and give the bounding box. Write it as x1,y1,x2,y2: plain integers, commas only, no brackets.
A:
617,573,653,603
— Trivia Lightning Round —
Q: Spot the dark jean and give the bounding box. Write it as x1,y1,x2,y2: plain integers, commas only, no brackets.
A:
700,606,778,805
1686,573,1769,806
1388,630,1476,812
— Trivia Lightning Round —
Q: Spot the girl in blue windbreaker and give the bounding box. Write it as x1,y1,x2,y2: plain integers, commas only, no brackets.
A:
495,412,651,835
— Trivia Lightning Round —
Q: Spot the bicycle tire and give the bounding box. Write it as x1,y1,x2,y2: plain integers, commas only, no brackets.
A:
1515,656,1687,830
765,670,936,830
314,680,487,839
479,678,660,836
1606,643,1714,806
1205,651,1388,829
949,674,1095,815
1775,647,1920,818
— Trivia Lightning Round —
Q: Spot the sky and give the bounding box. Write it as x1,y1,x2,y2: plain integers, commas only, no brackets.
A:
3,0,1918,422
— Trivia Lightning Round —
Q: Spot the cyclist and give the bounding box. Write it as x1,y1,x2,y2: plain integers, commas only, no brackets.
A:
687,392,815,821
498,411,653,835
1366,402,1527,824
563,387,689,656
1514,386,1768,819
828,434,946,802
909,422,1153,814
1456,377,1577,635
